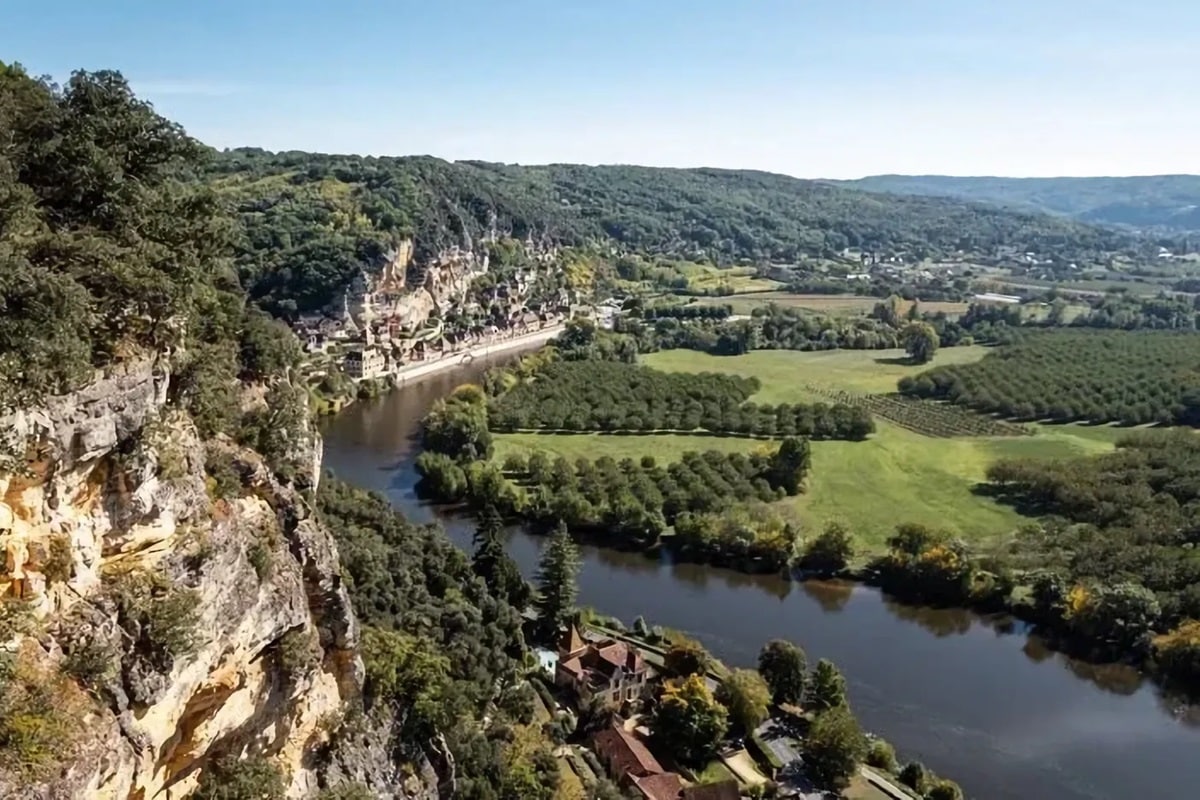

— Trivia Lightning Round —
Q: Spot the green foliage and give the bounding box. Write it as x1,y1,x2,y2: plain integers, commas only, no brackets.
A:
192,755,286,800
106,568,202,670
472,506,532,610
211,150,1123,319
926,778,965,800
899,761,931,794
807,659,848,712
316,784,375,800
901,321,939,364
238,308,302,381
276,628,322,681
533,523,581,641
0,643,92,779
799,522,855,574
662,636,712,679
361,626,451,742
489,361,872,441
715,668,771,732
205,447,245,501
865,739,899,773
757,639,807,706
801,706,866,788
0,64,230,408
42,534,73,584
901,329,1200,425
1154,621,1200,685
317,478,527,749
649,674,729,767
422,392,493,461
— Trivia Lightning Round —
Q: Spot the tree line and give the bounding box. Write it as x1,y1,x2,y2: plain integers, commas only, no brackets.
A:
488,361,874,441
898,328,1200,426
418,441,812,571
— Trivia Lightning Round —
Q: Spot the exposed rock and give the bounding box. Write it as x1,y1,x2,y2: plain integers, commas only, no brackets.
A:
0,365,428,799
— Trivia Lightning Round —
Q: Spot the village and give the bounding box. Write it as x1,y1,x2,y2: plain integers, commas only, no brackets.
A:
527,617,915,800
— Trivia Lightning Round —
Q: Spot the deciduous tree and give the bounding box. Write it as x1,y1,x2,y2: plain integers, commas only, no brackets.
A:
716,668,771,732
649,674,729,766
802,706,866,788
757,639,807,706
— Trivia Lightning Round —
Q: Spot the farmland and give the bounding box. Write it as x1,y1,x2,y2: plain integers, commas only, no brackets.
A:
491,347,1125,549
692,291,970,317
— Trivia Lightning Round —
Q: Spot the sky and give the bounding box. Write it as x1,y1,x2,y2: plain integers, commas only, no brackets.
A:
3,0,1198,178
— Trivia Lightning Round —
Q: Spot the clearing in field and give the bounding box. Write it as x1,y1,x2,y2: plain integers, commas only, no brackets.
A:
494,348,1124,550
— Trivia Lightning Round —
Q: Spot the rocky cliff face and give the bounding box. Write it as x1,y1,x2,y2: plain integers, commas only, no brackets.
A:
0,360,423,799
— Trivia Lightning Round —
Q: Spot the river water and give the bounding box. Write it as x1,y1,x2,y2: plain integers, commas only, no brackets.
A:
320,351,1200,800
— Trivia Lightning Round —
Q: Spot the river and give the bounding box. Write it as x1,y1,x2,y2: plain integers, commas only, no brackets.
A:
320,350,1200,800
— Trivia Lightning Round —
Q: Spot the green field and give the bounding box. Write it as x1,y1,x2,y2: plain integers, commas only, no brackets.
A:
494,348,1126,551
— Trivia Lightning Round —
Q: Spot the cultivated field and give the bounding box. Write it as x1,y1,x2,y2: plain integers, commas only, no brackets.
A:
693,292,970,317
494,347,1126,550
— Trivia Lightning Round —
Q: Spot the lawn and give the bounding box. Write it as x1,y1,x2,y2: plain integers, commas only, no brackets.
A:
494,348,1126,551
641,347,990,401
681,264,784,294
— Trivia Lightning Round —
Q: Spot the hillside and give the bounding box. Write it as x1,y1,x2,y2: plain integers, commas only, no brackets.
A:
835,174,1200,231
209,149,1126,314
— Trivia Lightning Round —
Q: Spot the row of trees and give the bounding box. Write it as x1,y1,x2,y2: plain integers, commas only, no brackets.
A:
899,328,1200,426
489,361,874,440
417,442,812,569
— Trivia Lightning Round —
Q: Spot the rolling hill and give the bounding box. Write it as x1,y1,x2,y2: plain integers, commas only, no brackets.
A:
834,174,1200,231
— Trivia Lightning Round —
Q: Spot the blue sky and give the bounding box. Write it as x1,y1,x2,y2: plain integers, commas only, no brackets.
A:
4,0,1197,177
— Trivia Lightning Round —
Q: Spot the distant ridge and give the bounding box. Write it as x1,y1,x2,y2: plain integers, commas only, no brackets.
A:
831,174,1200,231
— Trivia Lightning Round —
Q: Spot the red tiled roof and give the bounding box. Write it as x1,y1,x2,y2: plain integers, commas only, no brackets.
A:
632,772,684,800
591,725,664,779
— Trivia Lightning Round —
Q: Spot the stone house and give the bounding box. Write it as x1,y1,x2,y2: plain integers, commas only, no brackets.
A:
556,626,649,705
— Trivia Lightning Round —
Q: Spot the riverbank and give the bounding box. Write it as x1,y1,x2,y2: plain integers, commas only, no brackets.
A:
311,324,564,415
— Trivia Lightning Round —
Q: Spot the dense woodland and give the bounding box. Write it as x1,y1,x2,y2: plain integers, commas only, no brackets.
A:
982,432,1200,683
899,329,1200,425
206,148,1127,315
488,361,874,440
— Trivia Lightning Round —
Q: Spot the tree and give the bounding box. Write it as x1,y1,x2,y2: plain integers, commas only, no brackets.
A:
901,321,940,364
808,659,848,711
802,706,866,788
533,521,581,641
799,522,855,574
663,635,711,678
649,674,729,766
926,779,965,800
192,755,286,800
472,504,532,610
757,640,807,706
716,669,771,732
899,761,930,794
766,437,811,495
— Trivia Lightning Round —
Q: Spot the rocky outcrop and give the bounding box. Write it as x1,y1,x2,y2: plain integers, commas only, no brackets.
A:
0,363,421,799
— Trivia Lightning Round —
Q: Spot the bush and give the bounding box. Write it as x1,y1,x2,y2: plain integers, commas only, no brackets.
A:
865,738,898,773
205,449,244,501
107,569,202,665
41,535,73,584
899,761,930,794
61,628,119,692
193,755,286,800
0,642,92,779
277,628,322,681
248,541,272,580
317,783,374,800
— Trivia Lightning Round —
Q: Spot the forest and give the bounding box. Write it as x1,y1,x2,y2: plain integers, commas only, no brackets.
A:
205,148,1128,316
487,361,874,440
898,329,1200,425
981,432,1200,683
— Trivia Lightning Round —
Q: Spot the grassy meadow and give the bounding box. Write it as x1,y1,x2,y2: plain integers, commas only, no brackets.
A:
493,347,1129,551
693,291,970,317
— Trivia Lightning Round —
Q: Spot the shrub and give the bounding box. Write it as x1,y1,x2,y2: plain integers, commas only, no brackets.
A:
277,628,322,681
0,642,91,779
61,629,120,692
317,784,374,800
193,755,286,800
248,541,272,580
42,535,73,584
865,738,898,773
107,569,202,664
205,449,244,501
899,760,930,794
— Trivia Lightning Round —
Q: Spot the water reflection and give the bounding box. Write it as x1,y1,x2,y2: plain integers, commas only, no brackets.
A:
799,579,854,613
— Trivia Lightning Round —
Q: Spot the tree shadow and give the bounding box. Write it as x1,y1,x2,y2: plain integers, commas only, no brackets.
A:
874,355,918,367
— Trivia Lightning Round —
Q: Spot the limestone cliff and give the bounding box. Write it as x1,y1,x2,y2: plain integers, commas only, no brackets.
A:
0,360,425,799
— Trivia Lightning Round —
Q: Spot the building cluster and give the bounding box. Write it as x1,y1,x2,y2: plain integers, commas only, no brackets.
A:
548,626,739,800
290,240,575,382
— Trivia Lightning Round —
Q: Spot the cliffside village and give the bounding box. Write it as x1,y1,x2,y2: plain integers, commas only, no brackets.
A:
289,239,588,381
544,625,742,800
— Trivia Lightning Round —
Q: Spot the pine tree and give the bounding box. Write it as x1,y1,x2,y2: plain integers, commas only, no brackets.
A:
808,658,848,711
534,521,581,641
472,503,531,610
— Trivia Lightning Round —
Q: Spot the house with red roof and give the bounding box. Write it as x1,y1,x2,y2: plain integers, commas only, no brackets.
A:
555,625,649,705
